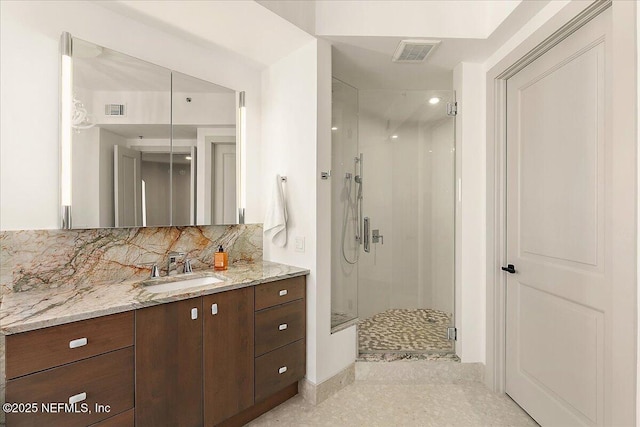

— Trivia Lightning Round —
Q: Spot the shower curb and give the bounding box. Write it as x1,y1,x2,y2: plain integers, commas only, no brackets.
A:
355,360,484,385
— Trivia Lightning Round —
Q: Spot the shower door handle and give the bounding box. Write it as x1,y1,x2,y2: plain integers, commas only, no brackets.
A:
363,217,370,253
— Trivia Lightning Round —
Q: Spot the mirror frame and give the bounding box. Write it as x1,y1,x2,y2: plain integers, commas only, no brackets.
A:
59,32,247,229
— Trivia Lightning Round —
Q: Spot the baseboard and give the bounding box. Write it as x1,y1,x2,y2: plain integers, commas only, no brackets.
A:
299,363,355,405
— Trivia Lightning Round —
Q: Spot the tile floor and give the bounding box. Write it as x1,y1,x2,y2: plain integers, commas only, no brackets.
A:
358,309,453,353
248,361,538,427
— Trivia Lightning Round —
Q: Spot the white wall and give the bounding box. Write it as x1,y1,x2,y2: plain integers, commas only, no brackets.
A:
83,89,234,126
172,92,236,126
70,127,124,229
315,0,521,38
453,62,487,363
89,91,170,125
0,0,262,230
484,1,571,72
261,39,356,385
72,127,101,227
256,1,316,35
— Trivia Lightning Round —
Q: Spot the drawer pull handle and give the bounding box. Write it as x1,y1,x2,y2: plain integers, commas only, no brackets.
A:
279,289,288,297
279,323,288,331
69,338,88,349
191,308,198,320
69,392,87,405
211,303,218,315
278,366,287,374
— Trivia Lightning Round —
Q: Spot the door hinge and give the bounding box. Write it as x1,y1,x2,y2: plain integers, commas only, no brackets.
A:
447,102,457,116
447,327,457,341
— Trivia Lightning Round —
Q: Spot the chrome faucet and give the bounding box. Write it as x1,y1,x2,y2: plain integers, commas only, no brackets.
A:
167,251,185,276
140,262,161,278
183,258,193,274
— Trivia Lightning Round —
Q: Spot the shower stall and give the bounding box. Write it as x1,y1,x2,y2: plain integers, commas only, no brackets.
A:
331,77,456,355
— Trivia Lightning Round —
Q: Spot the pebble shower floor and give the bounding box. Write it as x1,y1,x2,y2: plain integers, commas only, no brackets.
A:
358,308,454,354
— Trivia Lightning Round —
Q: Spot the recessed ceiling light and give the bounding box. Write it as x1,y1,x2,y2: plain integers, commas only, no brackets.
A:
331,127,338,131
391,135,399,139
428,97,440,105
185,156,192,160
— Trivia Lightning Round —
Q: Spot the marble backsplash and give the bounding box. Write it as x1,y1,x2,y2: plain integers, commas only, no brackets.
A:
0,224,262,297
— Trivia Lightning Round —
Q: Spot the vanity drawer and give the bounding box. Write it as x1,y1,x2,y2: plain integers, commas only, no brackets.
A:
6,311,134,379
255,276,305,310
255,339,305,402
5,347,134,427
255,299,305,356
89,409,134,426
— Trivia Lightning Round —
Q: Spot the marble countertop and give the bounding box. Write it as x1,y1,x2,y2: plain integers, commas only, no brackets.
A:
0,261,309,335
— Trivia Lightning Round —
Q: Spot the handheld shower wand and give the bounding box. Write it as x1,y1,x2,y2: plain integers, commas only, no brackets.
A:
340,154,364,264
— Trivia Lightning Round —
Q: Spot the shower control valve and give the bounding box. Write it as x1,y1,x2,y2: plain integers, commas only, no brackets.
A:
372,229,384,245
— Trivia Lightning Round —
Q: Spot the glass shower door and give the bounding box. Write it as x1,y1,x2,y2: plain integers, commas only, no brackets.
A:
356,89,456,354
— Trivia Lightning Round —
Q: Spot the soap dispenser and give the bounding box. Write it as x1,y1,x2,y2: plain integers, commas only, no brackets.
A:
214,245,228,271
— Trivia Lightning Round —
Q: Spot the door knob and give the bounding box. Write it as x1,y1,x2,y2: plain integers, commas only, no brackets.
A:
501,264,516,274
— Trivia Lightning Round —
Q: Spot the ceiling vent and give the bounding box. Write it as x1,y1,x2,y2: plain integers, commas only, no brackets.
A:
392,40,440,63
105,104,126,116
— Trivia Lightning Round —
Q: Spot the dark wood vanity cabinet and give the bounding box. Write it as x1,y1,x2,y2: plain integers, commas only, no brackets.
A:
5,312,135,427
203,287,255,426
135,298,204,427
135,287,257,427
4,276,306,427
220,276,306,427
254,276,306,403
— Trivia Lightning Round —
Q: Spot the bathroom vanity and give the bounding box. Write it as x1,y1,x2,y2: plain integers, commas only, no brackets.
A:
2,262,308,427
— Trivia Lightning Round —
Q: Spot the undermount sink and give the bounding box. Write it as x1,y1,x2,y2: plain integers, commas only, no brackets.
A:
140,275,225,294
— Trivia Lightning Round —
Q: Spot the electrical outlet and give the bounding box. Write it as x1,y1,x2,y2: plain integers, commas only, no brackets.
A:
295,237,305,253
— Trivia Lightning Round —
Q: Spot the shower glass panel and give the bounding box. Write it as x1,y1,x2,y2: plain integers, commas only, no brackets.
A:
331,83,456,355
357,89,455,354
331,78,360,329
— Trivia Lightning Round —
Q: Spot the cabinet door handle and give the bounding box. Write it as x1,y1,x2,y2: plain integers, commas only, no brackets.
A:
278,323,288,331
69,392,87,405
278,366,287,374
279,289,288,297
69,338,88,349
211,303,218,315
191,308,198,320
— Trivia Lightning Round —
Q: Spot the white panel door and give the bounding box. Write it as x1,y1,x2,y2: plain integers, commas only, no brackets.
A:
114,145,142,227
212,143,236,224
505,8,612,426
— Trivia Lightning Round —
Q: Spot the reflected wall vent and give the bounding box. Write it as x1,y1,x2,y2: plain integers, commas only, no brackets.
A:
392,40,440,63
105,104,126,116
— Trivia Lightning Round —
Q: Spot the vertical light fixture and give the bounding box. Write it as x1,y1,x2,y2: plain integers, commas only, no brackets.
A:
238,91,247,224
60,32,73,229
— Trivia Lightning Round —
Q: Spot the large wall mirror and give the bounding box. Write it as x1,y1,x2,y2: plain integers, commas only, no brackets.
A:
60,33,243,229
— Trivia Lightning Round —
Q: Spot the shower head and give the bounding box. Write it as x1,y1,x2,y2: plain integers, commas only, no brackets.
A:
355,175,363,200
